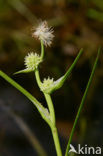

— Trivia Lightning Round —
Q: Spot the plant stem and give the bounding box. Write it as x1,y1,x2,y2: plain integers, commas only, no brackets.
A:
44,93,55,125
35,69,42,87
51,126,63,156
36,40,63,156
41,40,44,59
44,92,62,156
35,69,55,125
65,48,101,156
35,69,62,156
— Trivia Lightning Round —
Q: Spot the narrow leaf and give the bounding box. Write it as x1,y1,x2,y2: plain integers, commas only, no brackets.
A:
14,69,32,75
65,48,101,156
63,48,83,82
42,48,83,94
0,70,50,124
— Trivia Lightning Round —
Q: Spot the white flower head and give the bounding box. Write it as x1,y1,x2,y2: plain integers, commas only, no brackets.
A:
32,21,54,47
24,52,42,70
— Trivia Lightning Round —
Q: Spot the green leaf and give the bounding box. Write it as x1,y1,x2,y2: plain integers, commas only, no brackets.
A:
0,70,50,125
14,69,32,75
42,48,83,94
65,48,101,156
63,48,83,82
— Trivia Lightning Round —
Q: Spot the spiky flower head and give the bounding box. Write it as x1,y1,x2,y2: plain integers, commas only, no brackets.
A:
41,77,54,92
40,76,65,94
32,21,54,47
24,52,42,70
14,52,42,74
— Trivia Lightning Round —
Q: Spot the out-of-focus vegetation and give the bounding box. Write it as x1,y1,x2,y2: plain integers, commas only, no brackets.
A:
0,0,103,156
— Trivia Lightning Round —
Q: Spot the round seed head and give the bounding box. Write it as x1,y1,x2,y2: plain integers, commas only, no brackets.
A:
24,52,42,70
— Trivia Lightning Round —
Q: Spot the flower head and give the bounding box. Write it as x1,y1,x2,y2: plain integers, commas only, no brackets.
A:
40,76,65,94
41,77,54,91
14,52,42,74
24,52,42,70
32,21,54,46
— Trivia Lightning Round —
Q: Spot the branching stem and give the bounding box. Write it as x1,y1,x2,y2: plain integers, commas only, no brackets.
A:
35,68,62,156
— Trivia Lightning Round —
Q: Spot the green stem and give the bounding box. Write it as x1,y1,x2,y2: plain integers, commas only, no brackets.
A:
44,93,55,125
35,69,55,125
51,126,63,156
35,69,42,87
35,69,62,156
36,40,62,156
41,40,44,59
65,48,101,156
45,94,62,156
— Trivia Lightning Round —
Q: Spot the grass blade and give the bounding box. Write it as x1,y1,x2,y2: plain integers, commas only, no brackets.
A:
65,48,101,156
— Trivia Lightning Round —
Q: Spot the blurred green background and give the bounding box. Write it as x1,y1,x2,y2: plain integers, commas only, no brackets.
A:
0,0,103,156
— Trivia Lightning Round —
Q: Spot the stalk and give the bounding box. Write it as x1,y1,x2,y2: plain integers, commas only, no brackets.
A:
35,69,62,156
51,126,63,156
41,40,44,59
44,93,55,125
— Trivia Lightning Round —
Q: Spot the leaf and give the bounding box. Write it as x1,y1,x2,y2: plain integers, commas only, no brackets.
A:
14,68,32,75
65,48,101,156
0,70,50,124
42,48,83,94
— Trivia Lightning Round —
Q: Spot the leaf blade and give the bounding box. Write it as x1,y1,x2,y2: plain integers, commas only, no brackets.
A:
65,48,101,156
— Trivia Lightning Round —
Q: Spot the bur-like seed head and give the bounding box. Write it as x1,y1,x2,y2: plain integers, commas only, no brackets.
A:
40,76,65,94
41,77,54,91
24,52,42,70
32,21,54,47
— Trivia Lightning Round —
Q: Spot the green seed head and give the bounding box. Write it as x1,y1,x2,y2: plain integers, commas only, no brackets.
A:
40,76,64,94
41,77,54,91
24,52,42,70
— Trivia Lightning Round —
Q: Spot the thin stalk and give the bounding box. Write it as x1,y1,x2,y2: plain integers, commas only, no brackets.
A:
41,40,44,59
45,94,63,156
44,93,55,125
35,69,42,87
35,40,63,156
35,69,55,125
65,48,101,156
51,126,63,156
